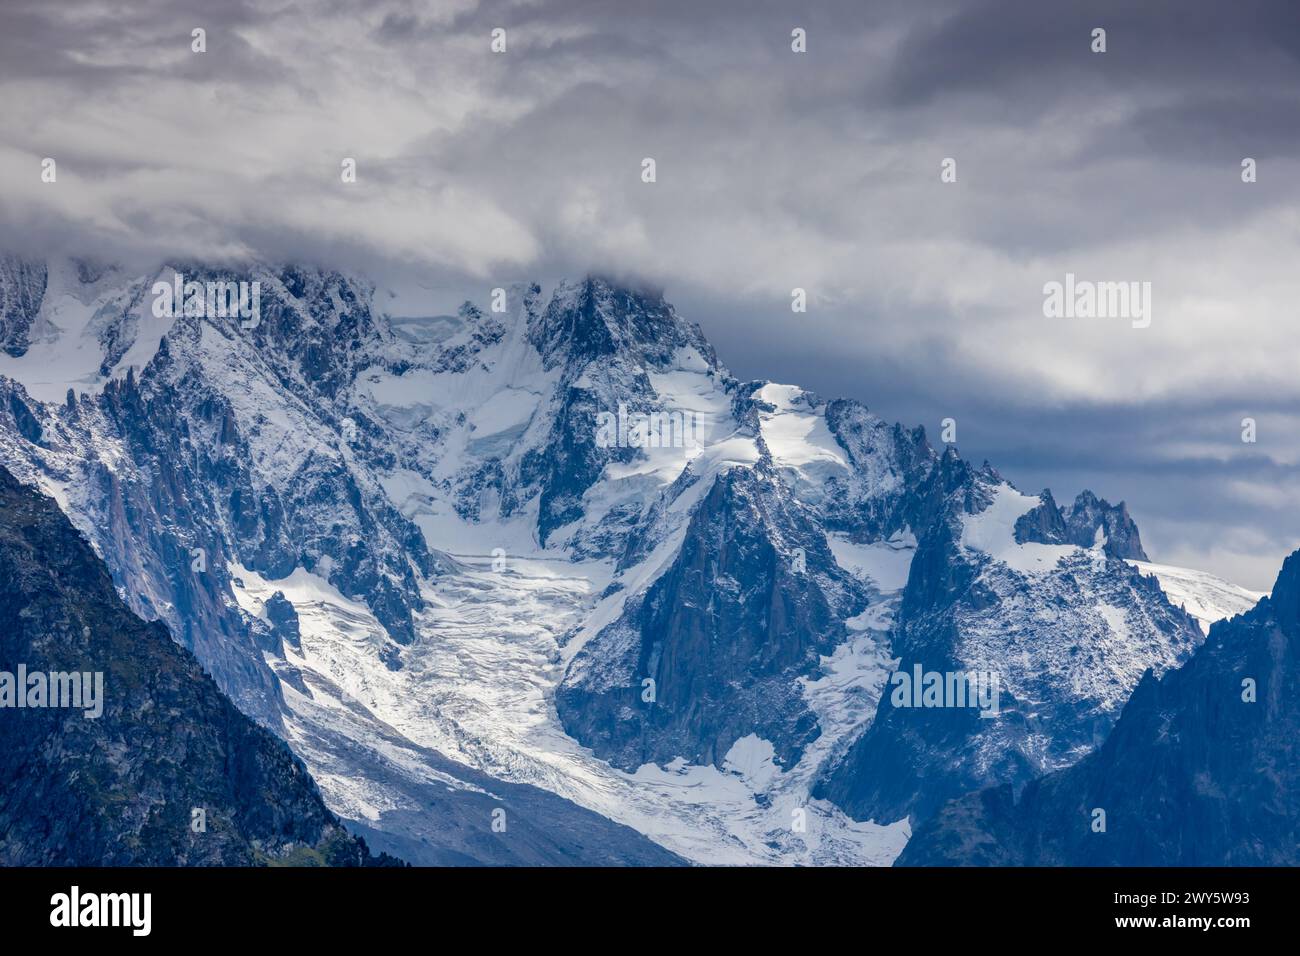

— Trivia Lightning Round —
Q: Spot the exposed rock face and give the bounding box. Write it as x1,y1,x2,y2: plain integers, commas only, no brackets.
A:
264,590,301,649
7,391,41,444
819,399,936,539
1015,489,1148,560
0,257,46,358
0,466,394,866
557,463,868,771
1064,490,1148,559
899,551,1295,866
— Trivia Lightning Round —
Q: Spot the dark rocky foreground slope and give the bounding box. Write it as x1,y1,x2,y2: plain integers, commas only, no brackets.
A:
0,465,399,865
899,550,1300,866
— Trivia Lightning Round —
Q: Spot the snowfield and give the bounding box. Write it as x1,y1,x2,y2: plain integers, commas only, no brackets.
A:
1129,560,1266,634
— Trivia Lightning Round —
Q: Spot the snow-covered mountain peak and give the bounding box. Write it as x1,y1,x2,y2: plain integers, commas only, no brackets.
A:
527,276,718,374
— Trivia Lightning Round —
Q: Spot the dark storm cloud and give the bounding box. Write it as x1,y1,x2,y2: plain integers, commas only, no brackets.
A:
1,0,1298,585
887,0,1300,104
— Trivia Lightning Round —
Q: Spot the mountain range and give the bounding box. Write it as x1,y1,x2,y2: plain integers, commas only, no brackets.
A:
0,256,1276,865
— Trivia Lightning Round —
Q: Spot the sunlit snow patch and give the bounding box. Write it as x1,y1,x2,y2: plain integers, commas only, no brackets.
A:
961,484,1078,575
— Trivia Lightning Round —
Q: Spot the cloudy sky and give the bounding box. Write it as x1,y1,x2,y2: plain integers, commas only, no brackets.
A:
3,0,1300,588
